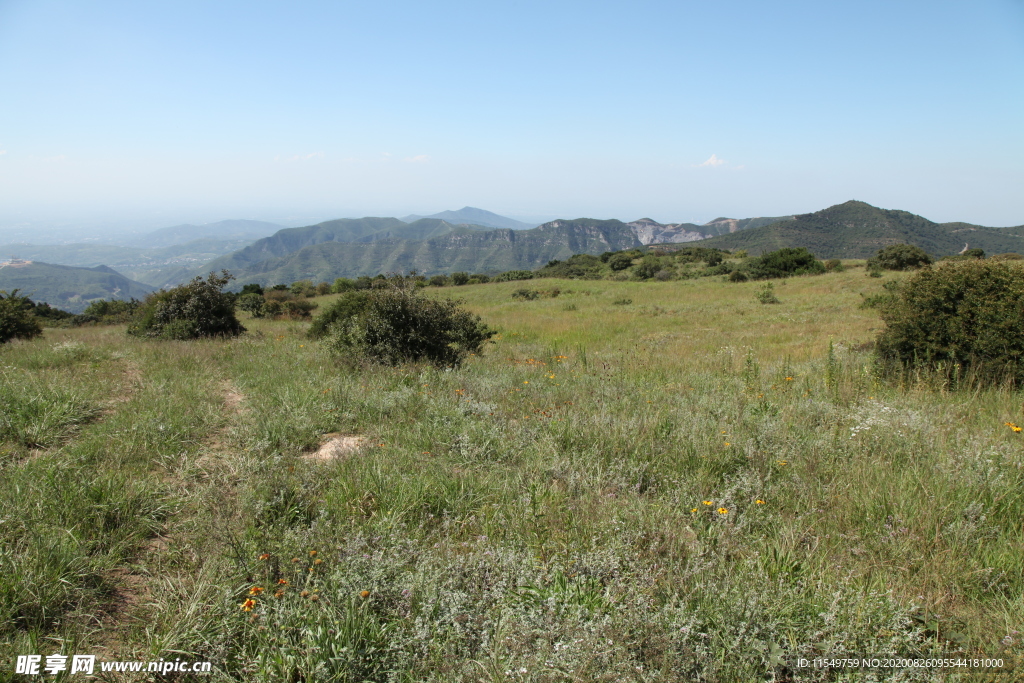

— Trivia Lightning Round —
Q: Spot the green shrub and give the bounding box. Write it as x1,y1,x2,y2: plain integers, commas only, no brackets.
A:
240,283,264,296
70,298,140,325
450,272,470,286
824,259,845,272
728,270,749,283
867,243,933,271
332,277,355,293
607,253,633,271
0,290,43,344
511,288,539,301
307,291,372,339
493,270,534,282
428,275,449,287
612,298,632,305
127,271,245,340
237,292,266,318
746,248,825,280
876,261,1024,385
755,282,780,304
633,255,662,280
318,285,494,367
470,273,491,283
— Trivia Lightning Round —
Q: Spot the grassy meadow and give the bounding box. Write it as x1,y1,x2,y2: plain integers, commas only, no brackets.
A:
2,265,1023,681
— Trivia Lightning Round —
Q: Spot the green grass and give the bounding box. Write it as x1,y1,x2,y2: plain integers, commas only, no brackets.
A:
1,267,1022,681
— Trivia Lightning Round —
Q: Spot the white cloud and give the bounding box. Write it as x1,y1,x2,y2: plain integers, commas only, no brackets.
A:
403,154,429,163
697,154,726,167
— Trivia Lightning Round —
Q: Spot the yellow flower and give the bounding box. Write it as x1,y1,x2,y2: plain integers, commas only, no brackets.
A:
785,376,793,381
777,461,787,466
313,558,323,565
249,586,264,596
274,590,285,599
724,442,731,446
702,500,713,506
756,499,766,505
277,579,288,585
717,507,728,515
309,550,318,557
257,553,270,561
691,508,698,513
240,598,256,611
360,590,371,598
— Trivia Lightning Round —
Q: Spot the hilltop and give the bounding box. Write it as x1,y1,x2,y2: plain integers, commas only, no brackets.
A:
399,206,538,230
696,200,1024,258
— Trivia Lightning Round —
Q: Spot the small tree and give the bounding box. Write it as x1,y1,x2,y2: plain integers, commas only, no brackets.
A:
450,272,470,286
876,261,1024,385
868,244,933,271
128,271,245,340
237,292,266,318
0,290,43,344
608,253,633,271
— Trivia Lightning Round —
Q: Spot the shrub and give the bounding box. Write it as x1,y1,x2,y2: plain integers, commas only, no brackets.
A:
876,261,1024,385
240,283,264,296
537,254,602,279
493,270,534,282
127,271,245,340
755,282,780,304
332,278,355,293
307,291,372,339
728,270,749,283
73,298,140,325
633,255,662,280
316,285,494,367
824,259,845,272
0,290,43,344
746,248,825,280
867,244,933,271
470,273,491,283
608,253,633,271
991,253,1024,261
280,299,318,319
705,253,723,267
511,288,539,301
612,298,632,305
428,275,449,287
237,292,267,318
450,272,470,286
316,282,331,296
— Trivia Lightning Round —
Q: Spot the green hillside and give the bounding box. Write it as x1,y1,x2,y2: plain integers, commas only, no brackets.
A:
695,201,1024,258
0,262,154,312
224,218,643,286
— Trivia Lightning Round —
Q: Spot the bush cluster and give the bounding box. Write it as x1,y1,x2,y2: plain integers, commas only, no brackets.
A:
309,285,494,367
127,271,245,340
876,260,1024,385
745,248,825,280
867,243,933,271
0,290,43,344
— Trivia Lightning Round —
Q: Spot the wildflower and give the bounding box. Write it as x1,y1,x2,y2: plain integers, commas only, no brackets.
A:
249,586,264,596
1006,422,1022,433
313,558,323,565
724,442,730,446
777,460,787,466
300,590,310,598
785,376,793,381
523,381,529,384
277,579,288,585
702,501,713,506
291,557,300,563
240,598,256,611
309,594,319,602
756,499,766,505
691,508,698,513
257,553,270,561
717,508,728,515
274,590,285,599
309,550,317,557
360,590,370,598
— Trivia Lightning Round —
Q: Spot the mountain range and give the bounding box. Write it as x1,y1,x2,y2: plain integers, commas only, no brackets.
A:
398,207,538,230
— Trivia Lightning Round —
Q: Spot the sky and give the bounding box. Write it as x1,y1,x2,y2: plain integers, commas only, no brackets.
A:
1,0,1022,236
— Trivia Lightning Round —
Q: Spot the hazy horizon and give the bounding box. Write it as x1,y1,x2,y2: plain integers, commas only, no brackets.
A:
2,0,1022,241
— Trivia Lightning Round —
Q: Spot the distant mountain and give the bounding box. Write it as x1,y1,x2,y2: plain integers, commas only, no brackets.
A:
125,219,285,248
217,218,644,286
399,207,537,230
695,201,1024,258
0,261,154,313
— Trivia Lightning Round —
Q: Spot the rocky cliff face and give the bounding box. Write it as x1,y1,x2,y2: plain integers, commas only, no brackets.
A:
626,218,708,245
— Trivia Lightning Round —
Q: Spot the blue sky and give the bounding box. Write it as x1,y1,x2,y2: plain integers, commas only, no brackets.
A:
1,0,1022,231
